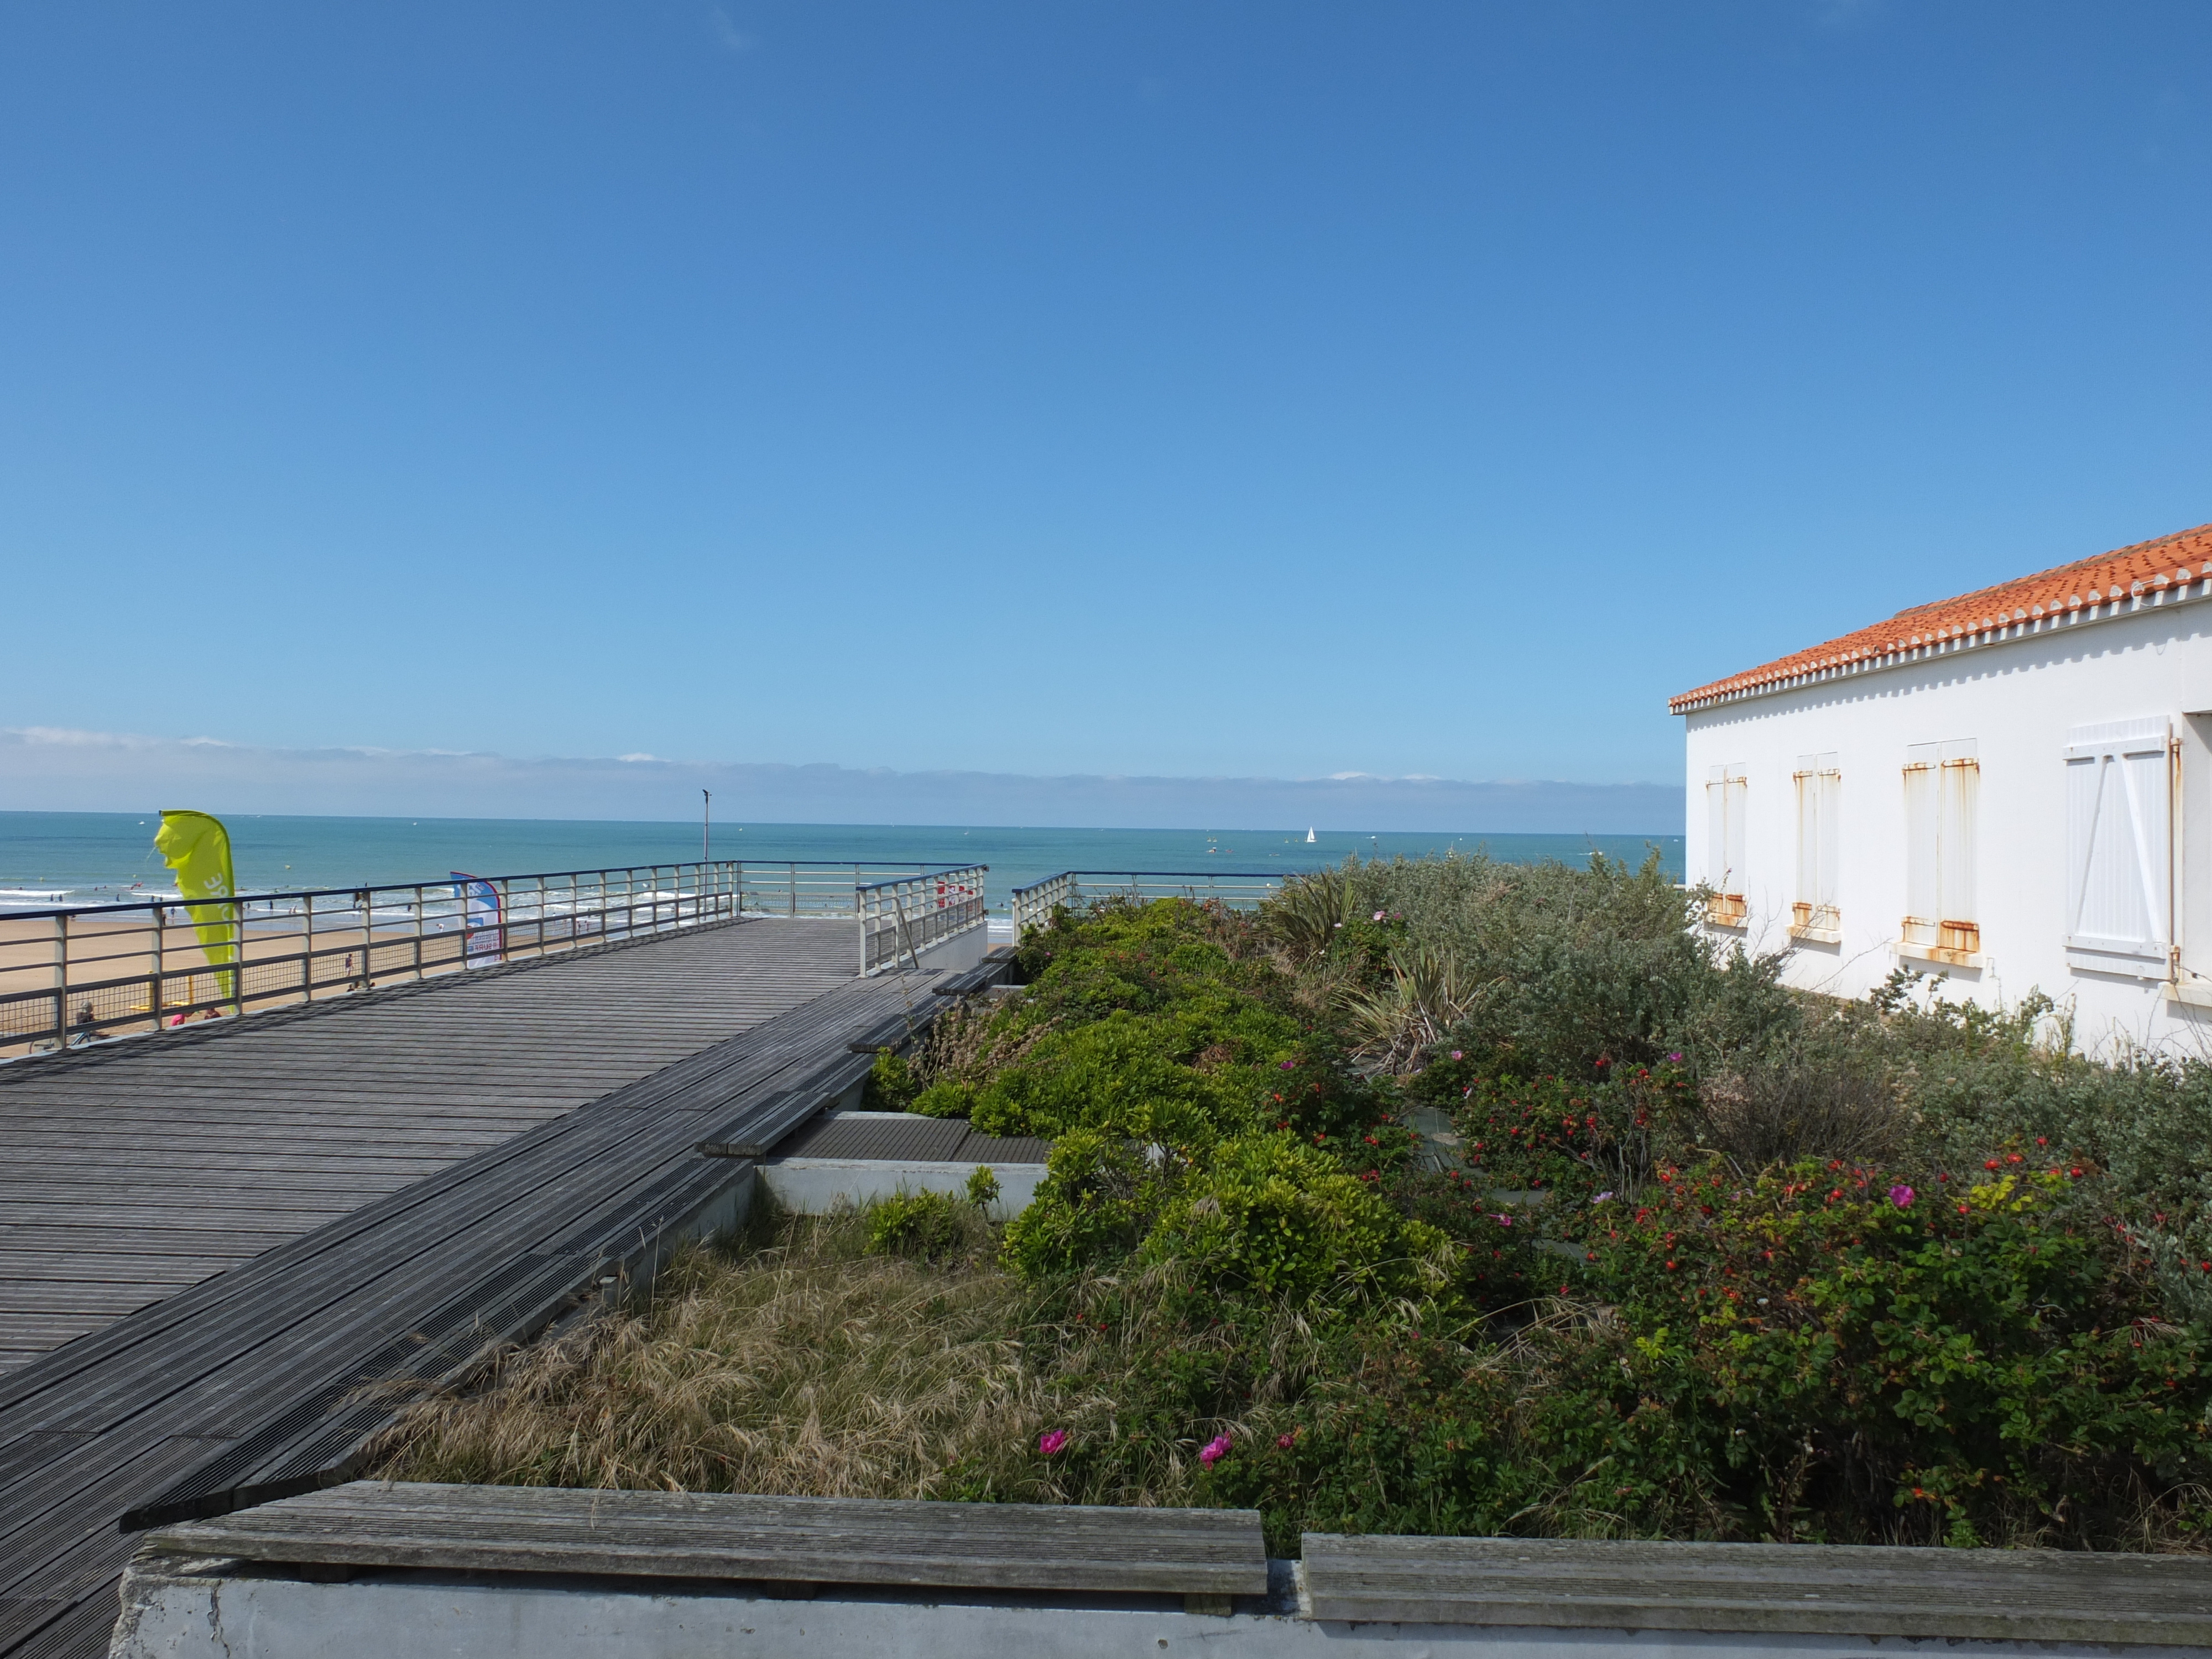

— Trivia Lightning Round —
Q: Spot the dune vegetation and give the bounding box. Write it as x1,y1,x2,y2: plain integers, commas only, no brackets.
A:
377,853,2212,1553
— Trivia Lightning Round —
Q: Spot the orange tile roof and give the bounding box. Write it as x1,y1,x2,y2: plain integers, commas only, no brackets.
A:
1670,520,2212,713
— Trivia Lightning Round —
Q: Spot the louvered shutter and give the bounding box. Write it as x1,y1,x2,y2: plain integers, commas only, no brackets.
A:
2065,718,2173,979
1792,753,1841,935
1707,766,1730,889
1725,768,1746,893
1937,739,1978,948
1794,757,1819,916
1902,744,1939,946
1816,756,1841,917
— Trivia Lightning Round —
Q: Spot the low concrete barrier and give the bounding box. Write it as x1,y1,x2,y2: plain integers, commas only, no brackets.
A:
760,1109,1051,1219
111,1483,2212,1659
760,1155,1046,1219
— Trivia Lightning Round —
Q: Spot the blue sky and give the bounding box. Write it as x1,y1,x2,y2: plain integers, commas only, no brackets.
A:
2,2,2206,823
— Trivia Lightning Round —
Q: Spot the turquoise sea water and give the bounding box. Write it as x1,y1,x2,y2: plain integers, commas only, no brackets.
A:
0,812,1684,911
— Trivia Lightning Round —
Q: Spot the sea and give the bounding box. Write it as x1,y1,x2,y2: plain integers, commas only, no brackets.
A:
0,812,1684,912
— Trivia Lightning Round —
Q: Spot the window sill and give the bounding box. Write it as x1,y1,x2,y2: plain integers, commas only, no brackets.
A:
1897,941,1983,971
1788,923,1842,945
2167,979,2212,1009
2067,946,2171,985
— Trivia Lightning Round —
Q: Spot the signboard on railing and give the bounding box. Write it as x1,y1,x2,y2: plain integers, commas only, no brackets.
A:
452,873,504,961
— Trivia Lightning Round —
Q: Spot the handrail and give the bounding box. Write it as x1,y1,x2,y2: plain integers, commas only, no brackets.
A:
0,858,988,1060
4,860,965,925
1008,869,1288,941
858,865,989,975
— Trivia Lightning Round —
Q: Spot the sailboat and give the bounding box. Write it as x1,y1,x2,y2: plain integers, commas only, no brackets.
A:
1305,827,1316,843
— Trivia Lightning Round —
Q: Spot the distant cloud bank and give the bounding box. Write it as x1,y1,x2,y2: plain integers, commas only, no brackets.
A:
0,727,1683,835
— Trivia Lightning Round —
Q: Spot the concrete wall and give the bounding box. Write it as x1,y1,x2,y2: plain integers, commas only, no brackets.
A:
1683,602,2212,1056
111,1553,2167,1659
907,924,990,976
760,1158,1045,1221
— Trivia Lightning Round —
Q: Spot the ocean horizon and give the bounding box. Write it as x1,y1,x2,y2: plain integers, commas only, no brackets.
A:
0,811,1686,912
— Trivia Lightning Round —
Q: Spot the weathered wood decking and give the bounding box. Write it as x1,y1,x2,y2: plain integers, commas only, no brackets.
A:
0,919,855,1371
148,1481,1270,1598
0,917,928,1659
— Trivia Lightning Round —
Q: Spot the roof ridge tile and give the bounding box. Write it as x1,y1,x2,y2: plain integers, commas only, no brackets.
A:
1670,520,2212,712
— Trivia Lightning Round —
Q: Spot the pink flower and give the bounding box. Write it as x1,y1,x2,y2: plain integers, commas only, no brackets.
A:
1038,1430,1068,1455
1276,1433,1295,1449
1449,1050,1463,1061
1199,1432,1232,1467
1278,1060,1295,1070
1373,911,1385,922
1888,1185,1915,1209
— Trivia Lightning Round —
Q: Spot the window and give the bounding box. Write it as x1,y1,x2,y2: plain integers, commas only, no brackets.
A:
1902,739,1978,961
2064,718,2173,981
1792,752,1841,939
1704,763,1747,925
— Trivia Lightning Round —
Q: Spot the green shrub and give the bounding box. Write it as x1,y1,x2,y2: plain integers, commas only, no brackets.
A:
1433,1061,1687,1202
864,1191,979,1261
911,1078,975,1119
1001,1130,1157,1277
1558,1158,2211,1545
1140,1135,1454,1309
863,1051,919,1112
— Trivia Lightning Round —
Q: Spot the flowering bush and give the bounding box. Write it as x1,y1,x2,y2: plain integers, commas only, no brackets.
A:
1558,1157,2210,1545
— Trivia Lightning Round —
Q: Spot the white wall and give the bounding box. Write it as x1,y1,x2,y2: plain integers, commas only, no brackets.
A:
1682,603,2212,1057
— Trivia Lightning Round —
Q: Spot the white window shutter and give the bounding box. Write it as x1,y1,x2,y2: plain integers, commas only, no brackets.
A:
1792,754,1841,935
1816,755,1841,915
2065,718,2173,979
1793,757,1815,911
1902,744,1939,945
1724,767,1747,894
1938,739,1978,936
1706,765,1729,890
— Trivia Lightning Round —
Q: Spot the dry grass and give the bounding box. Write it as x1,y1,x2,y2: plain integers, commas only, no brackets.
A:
372,1208,1053,1498
369,1203,1331,1509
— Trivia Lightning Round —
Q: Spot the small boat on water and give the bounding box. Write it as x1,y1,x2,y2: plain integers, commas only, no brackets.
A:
1305,827,1316,843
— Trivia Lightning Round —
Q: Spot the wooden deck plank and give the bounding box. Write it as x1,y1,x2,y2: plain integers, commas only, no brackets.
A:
1297,1533,2212,1642
0,919,855,1371
153,1482,1269,1597
0,917,938,1658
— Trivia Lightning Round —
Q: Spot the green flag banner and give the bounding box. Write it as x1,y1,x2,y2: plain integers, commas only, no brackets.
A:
154,810,239,1003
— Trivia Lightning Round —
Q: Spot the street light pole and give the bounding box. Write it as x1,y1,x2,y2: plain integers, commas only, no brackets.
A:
703,789,711,863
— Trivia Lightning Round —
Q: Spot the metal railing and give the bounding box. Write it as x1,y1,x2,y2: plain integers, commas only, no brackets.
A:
1008,869,1288,940
0,858,989,1061
859,866,989,974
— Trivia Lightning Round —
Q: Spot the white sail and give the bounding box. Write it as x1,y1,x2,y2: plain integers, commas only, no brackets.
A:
1305,827,1316,843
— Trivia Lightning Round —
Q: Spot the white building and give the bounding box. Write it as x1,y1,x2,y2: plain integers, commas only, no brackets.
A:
1673,520,2212,1055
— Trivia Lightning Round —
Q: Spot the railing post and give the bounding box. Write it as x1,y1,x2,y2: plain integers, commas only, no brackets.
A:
413,886,426,982
301,893,314,1003
229,897,243,1019
150,901,166,1027
52,910,67,1048
788,863,796,919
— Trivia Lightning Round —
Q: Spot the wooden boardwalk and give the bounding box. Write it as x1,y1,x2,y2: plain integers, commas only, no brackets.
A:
0,917,924,1659
0,919,857,1372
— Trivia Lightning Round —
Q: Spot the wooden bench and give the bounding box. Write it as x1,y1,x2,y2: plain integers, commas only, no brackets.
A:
150,1481,1269,1605
1300,1532,2212,1646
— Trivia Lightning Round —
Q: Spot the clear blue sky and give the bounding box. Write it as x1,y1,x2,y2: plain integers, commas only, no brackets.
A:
3,2,2206,798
